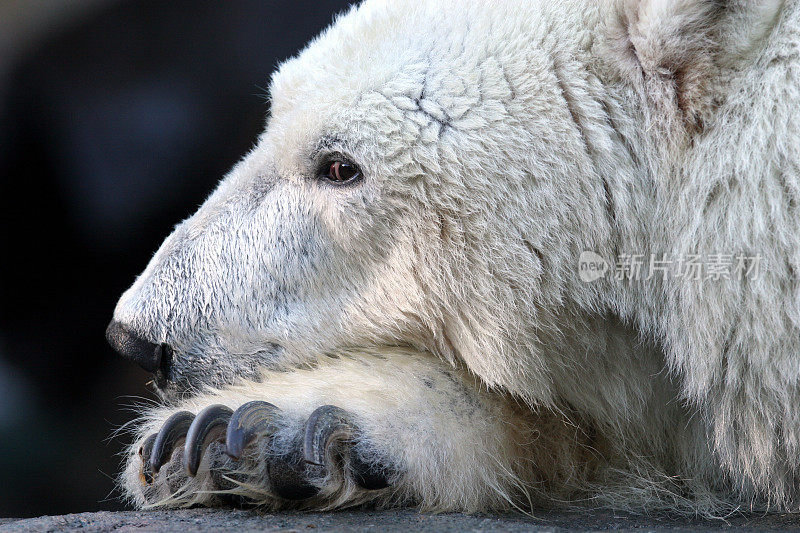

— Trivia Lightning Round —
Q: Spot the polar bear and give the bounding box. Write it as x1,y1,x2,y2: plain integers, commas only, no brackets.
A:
106,0,799,514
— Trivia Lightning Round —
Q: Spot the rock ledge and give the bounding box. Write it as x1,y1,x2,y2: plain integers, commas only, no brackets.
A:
2,508,799,532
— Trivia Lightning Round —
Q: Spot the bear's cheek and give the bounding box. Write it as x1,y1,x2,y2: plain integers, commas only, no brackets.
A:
313,200,377,251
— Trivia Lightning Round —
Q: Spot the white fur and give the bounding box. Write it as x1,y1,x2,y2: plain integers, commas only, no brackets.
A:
114,0,800,514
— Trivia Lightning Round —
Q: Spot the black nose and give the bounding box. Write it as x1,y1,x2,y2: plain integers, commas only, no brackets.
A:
106,320,169,374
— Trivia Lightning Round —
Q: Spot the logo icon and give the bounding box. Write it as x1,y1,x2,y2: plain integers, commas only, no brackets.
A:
578,251,608,283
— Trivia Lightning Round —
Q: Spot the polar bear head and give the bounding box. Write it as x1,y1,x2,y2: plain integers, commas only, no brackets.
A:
107,0,771,400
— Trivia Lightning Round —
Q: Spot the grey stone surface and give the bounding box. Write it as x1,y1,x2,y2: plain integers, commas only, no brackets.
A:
2,508,800,533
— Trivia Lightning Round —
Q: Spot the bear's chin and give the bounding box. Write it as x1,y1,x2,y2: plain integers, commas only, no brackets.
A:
152,354,274,404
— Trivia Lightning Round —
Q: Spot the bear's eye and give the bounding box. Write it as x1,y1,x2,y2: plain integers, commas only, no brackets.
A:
320,160,362,185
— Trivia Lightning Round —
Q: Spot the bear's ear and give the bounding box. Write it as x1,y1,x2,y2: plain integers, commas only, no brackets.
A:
606,0,784,133
606,0,727,132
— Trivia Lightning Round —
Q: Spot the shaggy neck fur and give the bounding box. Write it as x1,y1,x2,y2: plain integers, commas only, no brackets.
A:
420,0,796,508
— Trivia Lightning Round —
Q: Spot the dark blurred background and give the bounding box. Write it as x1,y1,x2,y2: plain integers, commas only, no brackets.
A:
0,0,351,518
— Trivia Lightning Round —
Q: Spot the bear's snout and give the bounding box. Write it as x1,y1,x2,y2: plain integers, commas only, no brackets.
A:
106,320,172,379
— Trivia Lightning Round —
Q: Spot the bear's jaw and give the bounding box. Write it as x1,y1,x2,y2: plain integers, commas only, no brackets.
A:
148,342,286,403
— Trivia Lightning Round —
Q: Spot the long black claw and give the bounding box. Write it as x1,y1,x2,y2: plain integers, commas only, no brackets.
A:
183,404,233,477
150,410,195,474
303,405,393,490
226,401,280,459
303,405,354,475
138,434,157,484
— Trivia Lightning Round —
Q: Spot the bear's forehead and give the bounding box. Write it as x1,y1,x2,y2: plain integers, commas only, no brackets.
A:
266,0,549,128
257,0,576,184
269,0,436,111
